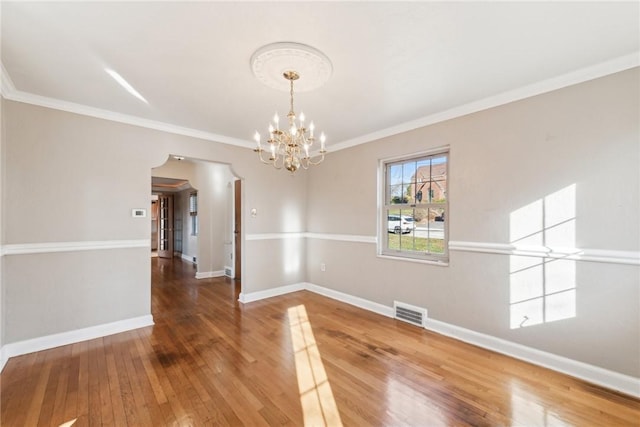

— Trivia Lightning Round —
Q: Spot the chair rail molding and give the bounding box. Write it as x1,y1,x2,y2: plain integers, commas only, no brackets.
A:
1,239,150,256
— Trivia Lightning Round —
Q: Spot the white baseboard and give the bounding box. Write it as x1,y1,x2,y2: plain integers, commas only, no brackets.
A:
240,282,640,398
238,283,306,303
181,253,196,264
0,345,8,372
305,283,394,318
195,270,225,279
423,317,640,398
0,314,154,373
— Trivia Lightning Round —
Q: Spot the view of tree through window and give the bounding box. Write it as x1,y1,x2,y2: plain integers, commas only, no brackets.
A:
383,151,448,262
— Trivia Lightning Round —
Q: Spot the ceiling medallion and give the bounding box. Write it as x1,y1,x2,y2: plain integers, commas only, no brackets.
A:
250,42,333,92
251,43,331,173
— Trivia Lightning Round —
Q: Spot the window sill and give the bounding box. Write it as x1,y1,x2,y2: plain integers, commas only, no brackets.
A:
377,253,449,267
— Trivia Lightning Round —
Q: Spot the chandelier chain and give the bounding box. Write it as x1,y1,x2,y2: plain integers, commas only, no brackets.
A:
289,78,294,117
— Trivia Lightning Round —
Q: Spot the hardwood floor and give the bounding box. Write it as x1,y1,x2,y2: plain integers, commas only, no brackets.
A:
2,256,639,426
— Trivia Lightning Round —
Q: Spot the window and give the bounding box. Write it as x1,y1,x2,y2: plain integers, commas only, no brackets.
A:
381,149,448,263
189,191,198,236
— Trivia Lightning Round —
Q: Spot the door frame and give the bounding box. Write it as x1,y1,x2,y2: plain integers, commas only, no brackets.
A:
233,179,242,281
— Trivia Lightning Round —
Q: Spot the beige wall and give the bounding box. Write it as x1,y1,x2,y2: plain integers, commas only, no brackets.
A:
1,100,307,343
0,68,637,380
193,161,234,275
306,68,640,377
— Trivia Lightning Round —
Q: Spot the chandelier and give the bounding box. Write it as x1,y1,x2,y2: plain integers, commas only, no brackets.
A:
253,70,326,173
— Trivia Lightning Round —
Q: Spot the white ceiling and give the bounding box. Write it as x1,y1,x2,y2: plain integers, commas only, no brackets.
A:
2,2,638,151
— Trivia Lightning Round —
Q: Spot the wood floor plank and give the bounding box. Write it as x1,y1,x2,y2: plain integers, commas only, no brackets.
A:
120,336,154,426
2,256,639,426
23,361,51,426
103,336,128,427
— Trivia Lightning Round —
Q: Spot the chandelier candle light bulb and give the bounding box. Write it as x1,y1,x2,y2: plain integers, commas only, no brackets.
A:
253,70,327,173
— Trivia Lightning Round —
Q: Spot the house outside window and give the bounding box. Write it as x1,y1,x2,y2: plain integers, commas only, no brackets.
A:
380,149,448,263
189,191,198,236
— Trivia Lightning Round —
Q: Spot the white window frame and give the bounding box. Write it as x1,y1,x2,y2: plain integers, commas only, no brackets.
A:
378,147,449,265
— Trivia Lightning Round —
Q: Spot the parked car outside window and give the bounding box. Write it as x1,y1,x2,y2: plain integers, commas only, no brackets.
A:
388,215,415,234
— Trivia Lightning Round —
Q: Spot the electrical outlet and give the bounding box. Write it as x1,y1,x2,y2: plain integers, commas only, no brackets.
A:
320,263,326,272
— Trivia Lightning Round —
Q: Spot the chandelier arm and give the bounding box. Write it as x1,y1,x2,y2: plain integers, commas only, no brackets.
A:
256,147,283,169
273,150,284,170
305,153,326,166
255,149,271,165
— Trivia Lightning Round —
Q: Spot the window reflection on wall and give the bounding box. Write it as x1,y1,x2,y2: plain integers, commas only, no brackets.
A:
509,185,578,329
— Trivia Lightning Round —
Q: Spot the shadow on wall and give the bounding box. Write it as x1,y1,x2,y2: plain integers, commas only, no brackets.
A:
509,184,578,329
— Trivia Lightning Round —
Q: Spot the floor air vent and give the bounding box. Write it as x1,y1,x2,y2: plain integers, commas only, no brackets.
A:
224,267,233,277
394,301,427,327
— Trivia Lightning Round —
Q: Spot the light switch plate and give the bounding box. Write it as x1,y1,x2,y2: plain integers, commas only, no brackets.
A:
132,208,147,218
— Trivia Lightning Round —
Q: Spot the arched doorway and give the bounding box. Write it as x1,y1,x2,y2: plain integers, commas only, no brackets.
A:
151,156,242,286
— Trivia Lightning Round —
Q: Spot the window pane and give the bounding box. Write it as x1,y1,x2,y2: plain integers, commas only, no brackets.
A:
189,192,198,214
426,208,445,254
395,208,416,252
431,156,447,202
389,164,403,186
413,208,428,226
389,184,404,204
383,151,448,261
192,215,198,235
402,161,417,185
387,207,445,255
415,160,430,203
430,207,445,223
432,179,446,202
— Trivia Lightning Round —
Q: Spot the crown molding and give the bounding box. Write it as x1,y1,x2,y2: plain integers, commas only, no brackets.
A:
328,53,640,153
5,90,255,149
0,62,254,150
1,62,16,97
2,54,638,154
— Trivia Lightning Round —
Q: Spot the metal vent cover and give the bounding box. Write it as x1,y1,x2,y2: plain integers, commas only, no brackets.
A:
394,301,427,327
224,267,232,277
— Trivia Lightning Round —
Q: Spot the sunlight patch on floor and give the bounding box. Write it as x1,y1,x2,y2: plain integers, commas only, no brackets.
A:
288,305,343,427
510,381,571,426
